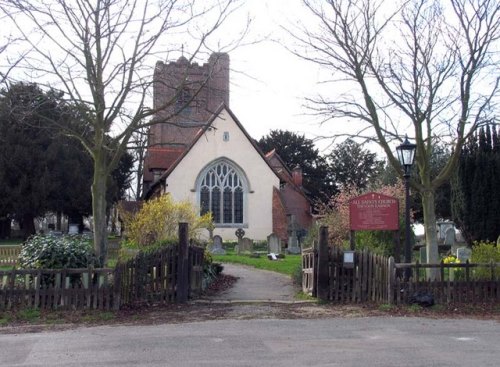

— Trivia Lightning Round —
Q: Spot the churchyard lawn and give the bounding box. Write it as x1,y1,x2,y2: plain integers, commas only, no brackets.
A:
211,250,302,276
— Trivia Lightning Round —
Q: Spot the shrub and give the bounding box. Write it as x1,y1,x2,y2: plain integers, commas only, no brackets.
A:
318,181,409,257
120,194,212,250
18,234,97,270
442,255,464,280
470,241,500,280
202,249,223,287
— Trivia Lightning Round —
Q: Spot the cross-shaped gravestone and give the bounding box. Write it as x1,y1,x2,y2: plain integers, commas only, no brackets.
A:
235,228,245,240
235,228,245,254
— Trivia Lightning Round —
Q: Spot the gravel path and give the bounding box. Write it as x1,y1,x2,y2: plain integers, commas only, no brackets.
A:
203,263,298,302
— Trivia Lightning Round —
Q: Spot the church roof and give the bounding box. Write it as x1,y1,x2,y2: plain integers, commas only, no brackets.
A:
265,149,293,182
144,103,281,198
143,147,185,183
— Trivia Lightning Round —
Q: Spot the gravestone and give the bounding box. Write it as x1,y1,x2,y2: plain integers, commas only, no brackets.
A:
209,235,226,255
444,228,455,247
235,228,245,254
267,233,281,254
456,247,471,263
237,237,253,254
419,247,427,263
68,224,79,235
287,215,301,254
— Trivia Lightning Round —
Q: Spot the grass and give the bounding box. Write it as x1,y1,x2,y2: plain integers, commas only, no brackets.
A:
0,313,12,325
212,250,302,276
378,303,395,312
295,291,316,301
407,304,423,313
17,308,41,322
0,265,16,271
0,239,22,246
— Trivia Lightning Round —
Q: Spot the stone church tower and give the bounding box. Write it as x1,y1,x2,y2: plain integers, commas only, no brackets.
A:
148,53,230,148
143,53,230,192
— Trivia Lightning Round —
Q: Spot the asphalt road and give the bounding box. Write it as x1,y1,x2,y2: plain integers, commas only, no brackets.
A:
1,317,498,367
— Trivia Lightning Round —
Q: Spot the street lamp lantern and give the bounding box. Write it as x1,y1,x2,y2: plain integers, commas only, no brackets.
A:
396,136,417,176
396,135,417,280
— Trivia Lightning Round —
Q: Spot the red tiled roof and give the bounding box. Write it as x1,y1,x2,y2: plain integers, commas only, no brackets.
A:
143,147,185,182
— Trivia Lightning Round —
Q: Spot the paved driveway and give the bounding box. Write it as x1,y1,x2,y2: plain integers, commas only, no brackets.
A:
1,317,498,366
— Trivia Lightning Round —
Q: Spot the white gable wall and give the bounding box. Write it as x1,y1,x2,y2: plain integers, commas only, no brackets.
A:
165,109,279,240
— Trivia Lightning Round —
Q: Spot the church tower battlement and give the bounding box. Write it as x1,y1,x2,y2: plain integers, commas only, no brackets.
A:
149,52,230,147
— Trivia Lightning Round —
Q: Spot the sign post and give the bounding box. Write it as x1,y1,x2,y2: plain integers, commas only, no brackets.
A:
349,192,400,259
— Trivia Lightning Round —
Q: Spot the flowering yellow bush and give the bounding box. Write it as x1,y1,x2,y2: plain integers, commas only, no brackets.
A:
121,194,212,249
443,255,460,264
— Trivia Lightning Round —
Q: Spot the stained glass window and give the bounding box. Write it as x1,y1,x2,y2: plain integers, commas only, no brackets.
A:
199,161,245,224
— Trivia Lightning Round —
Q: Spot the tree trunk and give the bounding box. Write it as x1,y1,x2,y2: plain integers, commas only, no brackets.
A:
20,214,36,239
56,211,62,231
92,157,109,267
421,189,440,280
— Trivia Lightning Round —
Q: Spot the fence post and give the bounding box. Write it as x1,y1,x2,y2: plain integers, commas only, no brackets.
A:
176,222,189,303
387,256,395,305
317,226,329,301
113,264,122,310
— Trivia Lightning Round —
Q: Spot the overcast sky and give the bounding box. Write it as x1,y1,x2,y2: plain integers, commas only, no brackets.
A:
222,0,340,152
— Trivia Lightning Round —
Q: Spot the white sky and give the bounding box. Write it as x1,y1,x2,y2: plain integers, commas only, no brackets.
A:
1,0,438,157
219,0,343,153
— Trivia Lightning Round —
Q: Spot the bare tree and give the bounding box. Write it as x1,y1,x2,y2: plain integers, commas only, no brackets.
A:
0,0,242,264
127,127,150,201
288,0,499,276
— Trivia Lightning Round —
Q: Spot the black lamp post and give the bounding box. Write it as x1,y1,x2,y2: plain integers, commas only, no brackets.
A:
396,136,417,279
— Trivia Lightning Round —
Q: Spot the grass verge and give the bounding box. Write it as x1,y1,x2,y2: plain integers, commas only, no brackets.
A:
212,250,301,276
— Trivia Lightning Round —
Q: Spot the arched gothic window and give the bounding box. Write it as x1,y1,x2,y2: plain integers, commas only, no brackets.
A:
199,161,245,225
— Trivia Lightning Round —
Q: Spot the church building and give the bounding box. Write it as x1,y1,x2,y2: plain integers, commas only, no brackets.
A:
143,53,312,242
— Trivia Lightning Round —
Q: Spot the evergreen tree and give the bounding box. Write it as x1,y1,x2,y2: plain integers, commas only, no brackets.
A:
452,125,500,244
327,139,383,191
0,83,133,237
258,130,334,203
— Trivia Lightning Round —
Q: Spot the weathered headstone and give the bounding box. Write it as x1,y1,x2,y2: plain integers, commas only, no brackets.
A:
68,224,79,235
267,233,281,254
235,228,245,242
287,215,301,254
437,221,455,241
456,247,471,263
209,235,226,255
237,237,253,254
419,247,427,263
444,227,455,246
235,228,245,254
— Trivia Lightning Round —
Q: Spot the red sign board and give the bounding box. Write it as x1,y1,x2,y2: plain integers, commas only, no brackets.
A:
349,192,399,231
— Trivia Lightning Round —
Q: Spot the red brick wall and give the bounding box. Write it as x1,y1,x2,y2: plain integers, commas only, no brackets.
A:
149,53,230,148
272,187,288,242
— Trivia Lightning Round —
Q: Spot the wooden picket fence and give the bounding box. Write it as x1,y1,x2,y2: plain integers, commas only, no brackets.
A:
116,245,204,306
302,248,316,296
391,262,500,305
0,267,117,310
303,247,392,303
0,246,21,266
0,224,205,310
303,226,500,305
